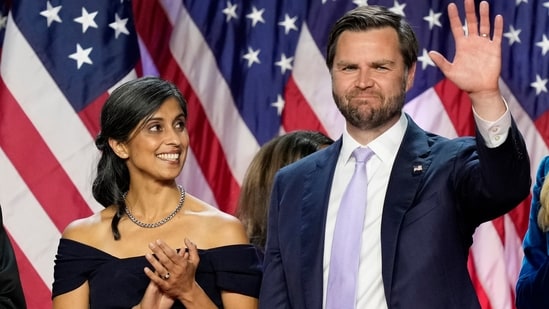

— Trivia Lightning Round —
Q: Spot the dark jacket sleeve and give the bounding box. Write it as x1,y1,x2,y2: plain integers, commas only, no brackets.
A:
0,206,27,309
516,156,549,309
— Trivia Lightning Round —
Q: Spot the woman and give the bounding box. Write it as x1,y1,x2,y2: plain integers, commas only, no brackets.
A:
52,77,262,308
236,131,333,251
516,156,549,308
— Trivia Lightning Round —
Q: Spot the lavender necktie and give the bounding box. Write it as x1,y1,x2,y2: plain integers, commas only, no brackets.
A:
326,147,374,309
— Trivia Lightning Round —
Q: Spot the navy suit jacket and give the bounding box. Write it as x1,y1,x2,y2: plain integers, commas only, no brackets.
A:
260,114,530,309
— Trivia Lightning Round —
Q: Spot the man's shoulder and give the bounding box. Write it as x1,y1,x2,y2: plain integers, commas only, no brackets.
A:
280,143,337,174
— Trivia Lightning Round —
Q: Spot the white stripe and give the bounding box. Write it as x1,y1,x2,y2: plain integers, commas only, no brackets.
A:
503,214,524,298
0,148,59,290
107,70,138,94
159,1,260,186
472,221,514,309
292,24,345,140
1,14,102,213
403,88,458,138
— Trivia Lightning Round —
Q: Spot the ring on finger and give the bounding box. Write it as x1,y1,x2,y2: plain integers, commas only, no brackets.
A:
163,272,170,280
480,33,489,38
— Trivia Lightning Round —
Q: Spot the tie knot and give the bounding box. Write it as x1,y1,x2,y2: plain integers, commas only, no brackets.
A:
353,147,373,163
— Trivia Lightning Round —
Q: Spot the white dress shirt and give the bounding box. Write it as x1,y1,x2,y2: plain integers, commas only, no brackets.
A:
322,108,511,308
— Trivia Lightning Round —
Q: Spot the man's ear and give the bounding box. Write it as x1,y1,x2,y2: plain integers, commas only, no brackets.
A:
108,138,129,159
405,62,417,91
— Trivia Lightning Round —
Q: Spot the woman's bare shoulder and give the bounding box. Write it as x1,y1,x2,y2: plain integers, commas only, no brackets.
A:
184,194,248,247
61,207,116,244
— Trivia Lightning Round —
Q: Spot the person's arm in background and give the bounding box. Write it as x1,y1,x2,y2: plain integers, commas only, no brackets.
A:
516,156,549,309
0,205,27,309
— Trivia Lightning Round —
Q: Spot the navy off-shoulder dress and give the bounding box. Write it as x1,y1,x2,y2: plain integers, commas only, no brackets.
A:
52,239,262,308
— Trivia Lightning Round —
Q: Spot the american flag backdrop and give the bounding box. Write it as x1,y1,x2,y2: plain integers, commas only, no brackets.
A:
0,0,546,308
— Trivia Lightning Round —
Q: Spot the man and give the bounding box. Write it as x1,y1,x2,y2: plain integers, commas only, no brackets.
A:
259,0,531,308
0,206,26,309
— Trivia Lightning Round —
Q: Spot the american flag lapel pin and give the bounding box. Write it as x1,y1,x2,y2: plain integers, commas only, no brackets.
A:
412,164,423,175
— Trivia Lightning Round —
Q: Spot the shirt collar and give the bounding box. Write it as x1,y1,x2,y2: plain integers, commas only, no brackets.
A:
340,112,408,164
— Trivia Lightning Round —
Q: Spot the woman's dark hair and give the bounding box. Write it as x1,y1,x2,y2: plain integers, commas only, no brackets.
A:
326,5,418,71
93,76,187,240
236,131,334,250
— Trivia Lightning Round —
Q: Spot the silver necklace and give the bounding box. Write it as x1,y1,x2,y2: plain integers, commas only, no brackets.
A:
123,185,185,228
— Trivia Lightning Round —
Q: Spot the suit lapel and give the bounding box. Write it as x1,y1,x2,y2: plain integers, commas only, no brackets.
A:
295,120,433,307
381,115,432,305
300,140,341,309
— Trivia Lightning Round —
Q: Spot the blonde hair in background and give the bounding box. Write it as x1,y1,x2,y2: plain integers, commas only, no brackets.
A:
537,175,549,232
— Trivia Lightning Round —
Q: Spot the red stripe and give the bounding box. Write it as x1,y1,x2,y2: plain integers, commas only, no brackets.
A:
135,59,144,78
508,197,531,239
132,2,240,214
490,216,505,243
467,252,493,309
7,232,52,309
283,76,329,135
0,78,93,231
433,79,475,137
79,92,109,138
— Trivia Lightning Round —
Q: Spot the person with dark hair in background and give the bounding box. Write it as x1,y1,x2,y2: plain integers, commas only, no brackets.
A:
0,206,27,309
51,76,262,309
259,0,531,308
516,156,549,308
237,130,334,251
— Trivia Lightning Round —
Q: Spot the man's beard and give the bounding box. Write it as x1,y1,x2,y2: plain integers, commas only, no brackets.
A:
334,86,406,131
